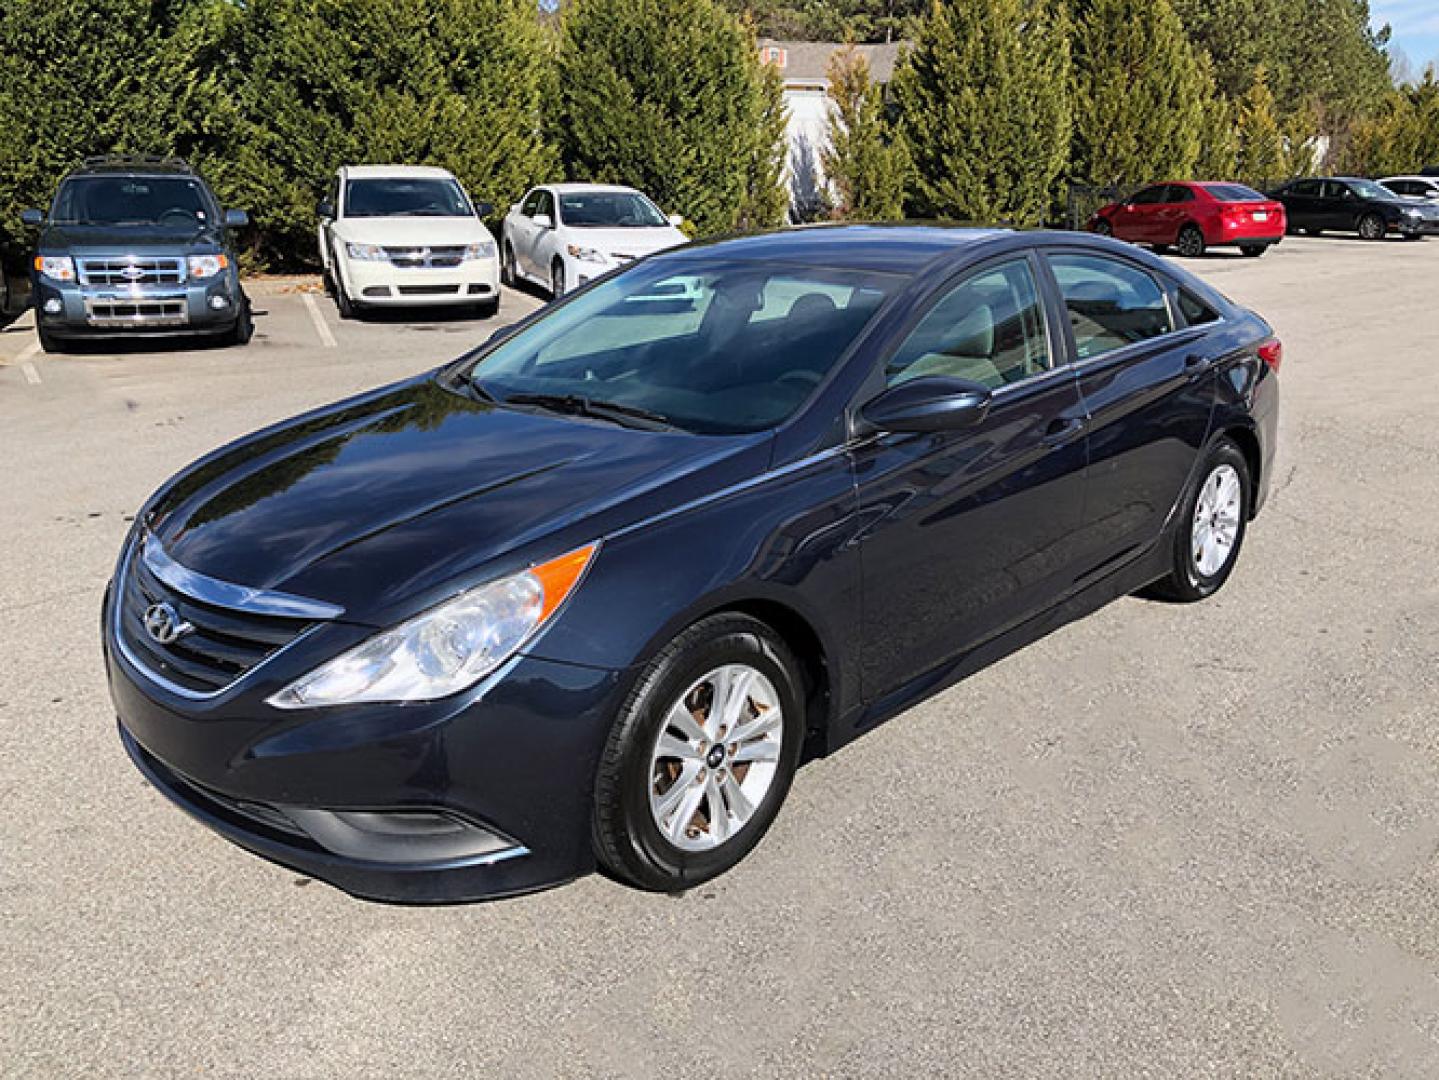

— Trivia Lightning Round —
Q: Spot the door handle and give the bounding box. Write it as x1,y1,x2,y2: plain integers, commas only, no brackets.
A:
1185,352,1214,373
1042,416,1086,446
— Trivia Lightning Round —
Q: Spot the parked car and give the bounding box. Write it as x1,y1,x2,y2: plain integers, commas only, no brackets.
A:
106,225,1279,902
502,183,687,298
1270,177,1439,239
1088,181,1286,258
318,165,500,319
21,155,251,352
1378,175,1439,201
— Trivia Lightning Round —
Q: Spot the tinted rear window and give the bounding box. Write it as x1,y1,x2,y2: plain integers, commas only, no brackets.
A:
1204,184,1266,202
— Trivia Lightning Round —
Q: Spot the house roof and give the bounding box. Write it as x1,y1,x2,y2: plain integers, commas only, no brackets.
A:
758,40,903,85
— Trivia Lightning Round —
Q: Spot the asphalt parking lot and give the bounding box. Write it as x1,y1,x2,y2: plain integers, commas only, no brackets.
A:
4,238,1439,1078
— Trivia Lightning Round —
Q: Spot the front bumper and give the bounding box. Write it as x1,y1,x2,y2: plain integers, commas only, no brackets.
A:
1396,217,1439,236
341,256,499,307
105,603,627,903
33,276,242,338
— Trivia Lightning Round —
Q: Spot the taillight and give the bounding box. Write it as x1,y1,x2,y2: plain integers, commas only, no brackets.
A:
1258,338,1283,373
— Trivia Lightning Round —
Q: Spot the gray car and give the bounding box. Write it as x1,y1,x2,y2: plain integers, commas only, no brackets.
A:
22,155,251,352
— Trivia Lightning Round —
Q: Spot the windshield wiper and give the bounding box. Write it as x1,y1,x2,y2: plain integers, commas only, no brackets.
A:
502,392,676,431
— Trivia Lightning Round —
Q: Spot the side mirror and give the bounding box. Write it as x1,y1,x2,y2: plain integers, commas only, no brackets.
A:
316,200,335,219
20,209,43,227
486,322,521,345
667,213,684,227
859,376,993,435
224,209,249,228
473,201,494,218
532,212,553,230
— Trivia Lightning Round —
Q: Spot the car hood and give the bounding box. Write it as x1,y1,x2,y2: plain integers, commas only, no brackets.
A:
564,226,687,258
333,217,495,246
144,377,762,623
39,221,225,253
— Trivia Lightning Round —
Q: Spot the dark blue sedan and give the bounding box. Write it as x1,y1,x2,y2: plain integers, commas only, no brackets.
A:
105,226,1280,901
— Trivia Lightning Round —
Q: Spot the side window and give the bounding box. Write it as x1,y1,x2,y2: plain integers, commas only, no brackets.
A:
1166,185,1195,203
885,260,1051,391
1323,181,1351,200
1291,180,1321,198
520,189,542,217
1130,186,1166,205
1050,253,1174,361
536,190,555,220
1177,288,1220,327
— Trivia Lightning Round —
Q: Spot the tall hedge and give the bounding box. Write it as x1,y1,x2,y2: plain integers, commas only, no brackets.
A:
1071,0,1206,186
822,45,911,221
892,0,1071,226
551,0,787,236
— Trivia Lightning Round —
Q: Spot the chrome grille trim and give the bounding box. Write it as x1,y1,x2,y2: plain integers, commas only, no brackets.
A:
77,257,186,287
85,297,187,326
383,245,467,269
141,533,345,619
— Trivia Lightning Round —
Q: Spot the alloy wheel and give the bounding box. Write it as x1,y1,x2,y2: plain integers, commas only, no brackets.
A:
1191,463,1242,578
646,663,784,852
1177,226,1206,258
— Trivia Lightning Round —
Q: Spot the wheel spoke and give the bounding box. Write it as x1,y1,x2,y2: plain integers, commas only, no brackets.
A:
666,779,707,843
654,761,701,822
730,705,781,745
664,699,706,744
705,775,731,843
720,772,754,823
655,732,701,762
731,739,780,765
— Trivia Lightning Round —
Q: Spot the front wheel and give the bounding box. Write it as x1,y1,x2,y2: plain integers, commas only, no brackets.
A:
35,321,65,354
551,258,566,299
220,294,253,346
1148,439,1251,603
592,613,805,892
1357,213,1386,241
501,241,517,287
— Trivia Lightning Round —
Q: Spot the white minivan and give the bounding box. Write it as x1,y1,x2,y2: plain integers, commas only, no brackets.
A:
501,183,687,298
318,165,500,318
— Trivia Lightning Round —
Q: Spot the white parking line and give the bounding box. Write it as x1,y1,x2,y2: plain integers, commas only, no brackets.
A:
21,361,41,385
14,337,41,364
301,292,338,348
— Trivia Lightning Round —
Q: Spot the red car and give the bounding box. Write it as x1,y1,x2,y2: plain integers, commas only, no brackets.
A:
1089,181,1287,258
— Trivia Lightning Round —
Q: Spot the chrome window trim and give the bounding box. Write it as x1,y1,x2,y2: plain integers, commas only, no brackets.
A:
112,537,328,702
141,532,345,619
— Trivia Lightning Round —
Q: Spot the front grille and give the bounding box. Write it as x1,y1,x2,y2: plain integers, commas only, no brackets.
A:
397,284,461,296
117,553,313,694
384,246,466,268
86,298,187,326
77,257,185,287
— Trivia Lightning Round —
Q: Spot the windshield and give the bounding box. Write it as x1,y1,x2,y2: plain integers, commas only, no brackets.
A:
459,259,901,434
559,191,668,228
345,178,472,218
1204,184,1266,202
1349,179,1393,201
51,176,214,227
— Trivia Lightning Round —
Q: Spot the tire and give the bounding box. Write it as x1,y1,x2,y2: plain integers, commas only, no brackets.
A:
1147,438,1251,603
551,258,565,299
501,242,517,287
592,613,806,892
332,250,358,319
1176,224,1207,258
220,293,254,346
35,321,64,354
1239,244,1267,258
1092,219,1113,237
474,296,500,319
1357,213,1386,241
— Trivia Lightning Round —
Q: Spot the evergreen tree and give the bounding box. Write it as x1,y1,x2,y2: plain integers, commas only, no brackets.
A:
552,0,787,236
1071,0,1205,186
892,0,1071,226
822,45,911,220
1192,54,1239,179
1235,68,1286,186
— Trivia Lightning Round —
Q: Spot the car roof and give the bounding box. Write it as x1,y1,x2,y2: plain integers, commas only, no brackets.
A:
68,161,194,178
542,183,644,195
343,164,457,180
655,224,1012,274
1380,175,1436,182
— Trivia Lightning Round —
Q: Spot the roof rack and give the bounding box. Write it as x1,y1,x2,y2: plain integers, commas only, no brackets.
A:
79,153,193,172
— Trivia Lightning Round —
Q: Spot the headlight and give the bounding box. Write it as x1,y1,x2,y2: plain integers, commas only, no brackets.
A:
463,240,496,261
268,543,597,709
345,242,387,261
566,244,607,264
34,255,75,282
1404,207,1420,218
187,254,228,279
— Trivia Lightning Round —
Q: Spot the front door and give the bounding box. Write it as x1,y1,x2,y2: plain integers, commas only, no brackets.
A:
853,255,1090,700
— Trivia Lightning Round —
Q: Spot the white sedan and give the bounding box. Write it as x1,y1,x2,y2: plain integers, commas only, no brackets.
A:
318,165,500,319
501,183,687,298
1378,175,1439,202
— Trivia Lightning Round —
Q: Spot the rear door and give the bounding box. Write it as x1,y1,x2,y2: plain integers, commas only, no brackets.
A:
1320,181,1355,231
852,254,1090,699
509,189,543,277
1114,185,1166,242
1282,179,1321,230
1043,248,1216,580
1155,184,1197,245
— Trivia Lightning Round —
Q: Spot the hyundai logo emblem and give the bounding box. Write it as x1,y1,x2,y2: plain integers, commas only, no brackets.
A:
142,602,192,645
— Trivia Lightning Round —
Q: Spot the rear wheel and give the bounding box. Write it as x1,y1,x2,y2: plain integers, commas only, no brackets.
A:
1176,224,1207,258
592,613,805,892
1357,213,1386,241
501,241,517,287
1148,439,1250,603
1239,244,1267,258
